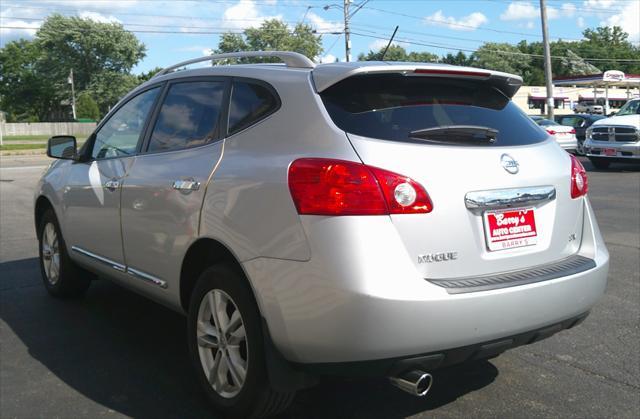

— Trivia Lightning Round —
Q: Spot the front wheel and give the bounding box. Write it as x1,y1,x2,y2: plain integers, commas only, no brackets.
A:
187,266,294,418
38,209,92,298
589,157,611,170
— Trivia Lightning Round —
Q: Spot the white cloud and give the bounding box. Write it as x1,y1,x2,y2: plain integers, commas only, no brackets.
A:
319,54,337,63
500,2,539,20
78,11,121,24
221,0,281,30
306,12,342,33
603,1,640,43
0,9,42,43
425,10,488,31
202,48,215,56
561,3,577,17
584,0,618,8
577,16,586,28
500,1,577,21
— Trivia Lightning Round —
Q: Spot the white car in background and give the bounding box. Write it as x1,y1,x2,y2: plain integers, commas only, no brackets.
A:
574,101,604,114
531,116,578,153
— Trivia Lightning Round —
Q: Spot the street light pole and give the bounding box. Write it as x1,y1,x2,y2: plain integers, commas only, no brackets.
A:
343,0,351,62
540,0,554,119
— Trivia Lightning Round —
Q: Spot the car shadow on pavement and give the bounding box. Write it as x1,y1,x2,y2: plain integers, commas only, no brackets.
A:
0,257,497,419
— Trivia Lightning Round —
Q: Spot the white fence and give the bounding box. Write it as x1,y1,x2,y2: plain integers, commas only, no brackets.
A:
1,122,97,136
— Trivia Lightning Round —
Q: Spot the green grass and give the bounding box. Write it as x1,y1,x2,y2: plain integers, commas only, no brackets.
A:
1,135,88,142
0,143,47,150
0,140,86,151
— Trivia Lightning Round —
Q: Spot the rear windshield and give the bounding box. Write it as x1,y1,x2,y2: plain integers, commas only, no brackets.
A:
320,74,547,146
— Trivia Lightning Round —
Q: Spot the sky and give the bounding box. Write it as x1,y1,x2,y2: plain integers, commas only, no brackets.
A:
1,0,639,74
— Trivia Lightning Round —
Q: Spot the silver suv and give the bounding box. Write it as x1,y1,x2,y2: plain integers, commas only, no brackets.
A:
35,51,609,417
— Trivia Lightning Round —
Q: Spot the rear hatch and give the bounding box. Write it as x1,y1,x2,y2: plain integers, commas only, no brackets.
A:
316,67,585,279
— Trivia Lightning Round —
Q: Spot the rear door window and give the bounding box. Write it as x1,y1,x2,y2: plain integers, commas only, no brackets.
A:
228,81,279,135
320,74,547,146
147,81,225,153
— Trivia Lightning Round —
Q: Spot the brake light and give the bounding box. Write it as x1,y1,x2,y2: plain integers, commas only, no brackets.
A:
414,69,490,78
570,154,588,198
546,129,556,135
569,128,576,134
288,158,433,215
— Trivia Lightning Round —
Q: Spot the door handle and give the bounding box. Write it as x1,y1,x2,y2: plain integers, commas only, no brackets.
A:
104,179,120,191
172,178,200,192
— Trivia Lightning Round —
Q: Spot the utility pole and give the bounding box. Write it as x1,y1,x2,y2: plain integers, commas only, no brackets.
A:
540,0,554,119
68,69,77,121
343,0,351,62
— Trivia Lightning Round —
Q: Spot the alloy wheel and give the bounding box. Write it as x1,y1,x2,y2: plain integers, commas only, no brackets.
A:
196,289,248,398
41,222,60,285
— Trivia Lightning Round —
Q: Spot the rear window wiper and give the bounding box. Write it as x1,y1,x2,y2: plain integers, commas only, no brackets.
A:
409,125,498,145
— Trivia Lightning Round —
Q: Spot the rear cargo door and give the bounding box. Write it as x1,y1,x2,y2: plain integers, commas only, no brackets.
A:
320,72,585,279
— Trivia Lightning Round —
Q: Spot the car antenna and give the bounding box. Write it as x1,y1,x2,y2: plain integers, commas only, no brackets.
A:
380,26,399,61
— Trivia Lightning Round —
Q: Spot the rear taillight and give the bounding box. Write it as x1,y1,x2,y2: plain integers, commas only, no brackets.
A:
569,128,576,134
570,154,588,198
288,158,433,216
546,129,556,135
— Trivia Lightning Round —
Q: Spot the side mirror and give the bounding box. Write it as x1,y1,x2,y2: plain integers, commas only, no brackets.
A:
47,135,77,160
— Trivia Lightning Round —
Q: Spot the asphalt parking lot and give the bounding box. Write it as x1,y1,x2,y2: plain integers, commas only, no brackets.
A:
1,155,638,418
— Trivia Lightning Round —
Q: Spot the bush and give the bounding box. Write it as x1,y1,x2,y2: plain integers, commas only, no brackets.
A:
76,92,100,121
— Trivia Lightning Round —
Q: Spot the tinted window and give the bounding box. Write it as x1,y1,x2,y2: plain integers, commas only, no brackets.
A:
321,74,546,146
228,81,279,135
617,100,640,116
92,87,160,159
147,81,224,153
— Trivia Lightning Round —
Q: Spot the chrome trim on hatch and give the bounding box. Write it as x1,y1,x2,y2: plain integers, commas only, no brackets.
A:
464,185,556,211
71,246,126,272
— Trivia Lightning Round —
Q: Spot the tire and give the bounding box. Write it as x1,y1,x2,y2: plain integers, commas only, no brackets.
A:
576,139,585,156
187,266,295,418
38,209,92,298
589,157,610,170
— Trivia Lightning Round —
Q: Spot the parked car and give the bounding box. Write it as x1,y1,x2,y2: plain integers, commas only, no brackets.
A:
584,98,640,169
555,114,605,155
530,116,578,152
35,52,609,418
574,100,604,114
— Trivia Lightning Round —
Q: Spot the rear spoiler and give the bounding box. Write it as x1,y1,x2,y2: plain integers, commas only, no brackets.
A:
312,62,523,98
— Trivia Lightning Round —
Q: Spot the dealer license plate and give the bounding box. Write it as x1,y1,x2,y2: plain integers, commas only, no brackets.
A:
483,208,538,251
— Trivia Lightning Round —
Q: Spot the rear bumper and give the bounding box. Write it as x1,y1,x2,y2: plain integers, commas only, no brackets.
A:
244,199,608,365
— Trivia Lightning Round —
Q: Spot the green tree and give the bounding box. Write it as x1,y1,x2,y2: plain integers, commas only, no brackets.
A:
441,51,472,66
214,19,323,62
76,92,100,120
472,42,532,76
137,67,164,84
0,39,55,121
0,14,147,120
358,44,439,62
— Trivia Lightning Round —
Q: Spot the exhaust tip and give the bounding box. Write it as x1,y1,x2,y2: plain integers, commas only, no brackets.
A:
389,370,433,397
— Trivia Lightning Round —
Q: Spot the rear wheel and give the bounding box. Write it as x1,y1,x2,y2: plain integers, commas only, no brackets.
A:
38,209,92,298
589,157,610,170
187,266,294,418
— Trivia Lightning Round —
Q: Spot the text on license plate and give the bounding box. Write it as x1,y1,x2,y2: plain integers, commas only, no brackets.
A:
483,208,538,251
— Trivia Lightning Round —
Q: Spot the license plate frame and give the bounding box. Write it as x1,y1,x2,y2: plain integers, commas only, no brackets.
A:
603,148,616,157
483,207,538,251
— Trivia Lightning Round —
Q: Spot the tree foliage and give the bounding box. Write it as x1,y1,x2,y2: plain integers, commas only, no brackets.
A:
76,92,100,120
358,44,438,62
0,14,146,121
214,19,323,62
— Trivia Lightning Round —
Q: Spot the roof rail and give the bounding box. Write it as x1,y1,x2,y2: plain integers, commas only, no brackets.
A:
154,51,315,78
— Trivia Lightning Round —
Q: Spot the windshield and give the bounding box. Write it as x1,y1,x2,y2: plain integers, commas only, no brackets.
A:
536,119,557,126
320,74,547,146
616,100,640,116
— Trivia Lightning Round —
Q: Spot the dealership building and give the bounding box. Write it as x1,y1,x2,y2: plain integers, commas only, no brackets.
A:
513,71,640,116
